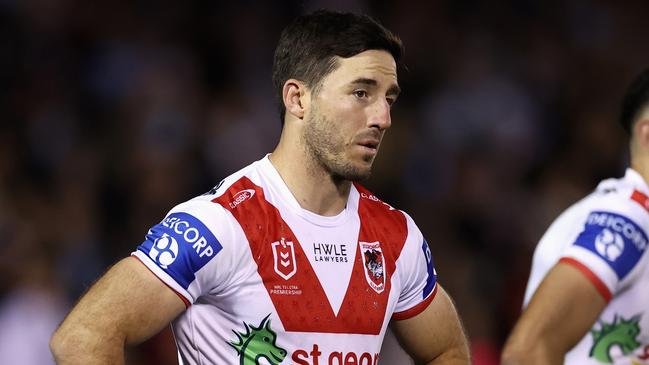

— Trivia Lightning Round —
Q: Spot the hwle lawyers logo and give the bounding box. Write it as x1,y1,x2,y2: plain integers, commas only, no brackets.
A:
272,238,297,280
313,243,349,263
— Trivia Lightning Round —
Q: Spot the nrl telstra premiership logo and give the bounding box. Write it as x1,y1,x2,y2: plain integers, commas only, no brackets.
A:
272,237,297,280
360,241,386,293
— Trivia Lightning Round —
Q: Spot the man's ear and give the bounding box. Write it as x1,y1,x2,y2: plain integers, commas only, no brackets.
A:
634,118,649,149
283,79,309,120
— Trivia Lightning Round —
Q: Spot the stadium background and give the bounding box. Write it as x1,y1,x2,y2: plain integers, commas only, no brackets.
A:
1,0,649,363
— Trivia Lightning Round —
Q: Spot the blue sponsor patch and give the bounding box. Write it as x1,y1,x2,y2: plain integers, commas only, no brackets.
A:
137,212,223,289
574,211,648,280
421,239,437,298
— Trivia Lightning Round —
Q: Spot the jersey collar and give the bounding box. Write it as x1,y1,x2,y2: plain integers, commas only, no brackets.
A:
257,155,358,227
625,167,649,196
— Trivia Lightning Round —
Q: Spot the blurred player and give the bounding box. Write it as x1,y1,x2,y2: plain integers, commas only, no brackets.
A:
502,69,649,364
50,10,469,365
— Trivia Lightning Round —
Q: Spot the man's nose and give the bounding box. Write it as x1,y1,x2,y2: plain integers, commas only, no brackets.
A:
368,98,391,130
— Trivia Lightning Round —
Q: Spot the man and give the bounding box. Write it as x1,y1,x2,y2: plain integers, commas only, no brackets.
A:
502,69,649,364
50,10,469,365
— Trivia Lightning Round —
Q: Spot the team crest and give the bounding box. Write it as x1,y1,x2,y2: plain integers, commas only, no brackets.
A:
272,238,297,280
360,241,386,293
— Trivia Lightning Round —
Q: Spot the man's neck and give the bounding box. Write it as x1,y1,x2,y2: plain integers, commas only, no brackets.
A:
631,156,649,188
269,146,351,217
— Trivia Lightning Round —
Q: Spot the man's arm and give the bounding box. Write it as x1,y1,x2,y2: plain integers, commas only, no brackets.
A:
50,257,186,364
501,261,607,365
391,285,470,364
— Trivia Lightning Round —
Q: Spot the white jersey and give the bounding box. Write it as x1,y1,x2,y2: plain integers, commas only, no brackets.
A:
524,168,649,365
132,156,438,365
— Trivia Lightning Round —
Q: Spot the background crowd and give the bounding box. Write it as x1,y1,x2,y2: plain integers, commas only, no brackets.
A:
2,1,649,364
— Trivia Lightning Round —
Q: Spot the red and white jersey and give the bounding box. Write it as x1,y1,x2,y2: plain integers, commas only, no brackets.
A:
132,156,438,365
524,168,649,365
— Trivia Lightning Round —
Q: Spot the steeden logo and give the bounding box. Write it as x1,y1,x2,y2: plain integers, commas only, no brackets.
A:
229,189,256,209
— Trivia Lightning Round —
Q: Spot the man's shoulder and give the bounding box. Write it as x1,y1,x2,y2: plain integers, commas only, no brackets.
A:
353,183,402,215
352,183,422,236
578,181,649,222
201,159,263,200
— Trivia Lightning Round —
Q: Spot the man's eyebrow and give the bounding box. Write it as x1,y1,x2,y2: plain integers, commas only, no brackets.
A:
350,78,401,96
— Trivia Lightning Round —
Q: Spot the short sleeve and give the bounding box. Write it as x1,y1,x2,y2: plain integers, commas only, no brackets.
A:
562,209,649,300
132,199,232,305
392,215,438,320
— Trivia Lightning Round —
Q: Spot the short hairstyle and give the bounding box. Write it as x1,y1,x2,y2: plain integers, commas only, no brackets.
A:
620,68,649,134
272,10,404,123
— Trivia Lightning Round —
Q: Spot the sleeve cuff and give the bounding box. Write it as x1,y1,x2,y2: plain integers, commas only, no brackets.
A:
559,257,612,303
392,284,438,321
131,254,192,308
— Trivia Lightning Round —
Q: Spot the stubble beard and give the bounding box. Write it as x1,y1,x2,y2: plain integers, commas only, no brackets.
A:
302,108,373,183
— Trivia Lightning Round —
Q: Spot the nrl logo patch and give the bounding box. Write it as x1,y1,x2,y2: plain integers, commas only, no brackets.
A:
272,237,297,280
360,241,386,293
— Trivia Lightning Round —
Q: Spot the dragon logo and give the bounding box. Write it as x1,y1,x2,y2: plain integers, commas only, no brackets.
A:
360,241,386,293
228,314,287,365
589,314,643,363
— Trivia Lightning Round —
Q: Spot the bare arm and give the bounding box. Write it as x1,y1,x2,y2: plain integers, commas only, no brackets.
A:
391,286,470,364
501,261,607,365
50,257,186,364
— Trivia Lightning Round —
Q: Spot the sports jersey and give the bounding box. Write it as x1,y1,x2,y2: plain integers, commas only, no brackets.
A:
132,155,438,365
524,168,649,365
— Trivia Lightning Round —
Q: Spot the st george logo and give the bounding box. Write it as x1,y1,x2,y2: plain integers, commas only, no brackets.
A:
360,241,386,293
272,238,297,280
228,314,287,365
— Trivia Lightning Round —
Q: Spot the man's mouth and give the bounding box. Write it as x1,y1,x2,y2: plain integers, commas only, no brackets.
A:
357,138,380,150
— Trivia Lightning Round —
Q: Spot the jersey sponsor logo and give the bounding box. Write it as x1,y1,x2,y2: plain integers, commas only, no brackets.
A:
137,212,223,289
230,189,256,209
636,345,649,363
421,239,437,299
228,314,287,365
313,243,349,263
574,211,648,279
292,344,379,365
149,233,179,268
228,315,379,365
360,241,385,293
595,228,625,261
272,238,297,280
589,313,643,364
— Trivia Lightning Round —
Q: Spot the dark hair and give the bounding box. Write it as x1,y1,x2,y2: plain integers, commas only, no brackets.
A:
272,10,404,123
620,68,649,134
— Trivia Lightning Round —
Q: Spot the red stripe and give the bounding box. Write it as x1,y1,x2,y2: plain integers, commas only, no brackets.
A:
131,256,192,308
559,257,612,302
631,189,649,213
391,284,438,320
212,178,408,334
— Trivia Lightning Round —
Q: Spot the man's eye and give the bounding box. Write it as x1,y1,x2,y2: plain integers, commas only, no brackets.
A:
353,90,368,98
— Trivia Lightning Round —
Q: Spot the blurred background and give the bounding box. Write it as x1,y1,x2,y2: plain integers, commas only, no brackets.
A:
1,0,649,363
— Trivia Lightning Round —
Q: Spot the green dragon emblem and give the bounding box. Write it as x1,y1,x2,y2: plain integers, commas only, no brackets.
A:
589,314,642,363
228,314,287,365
